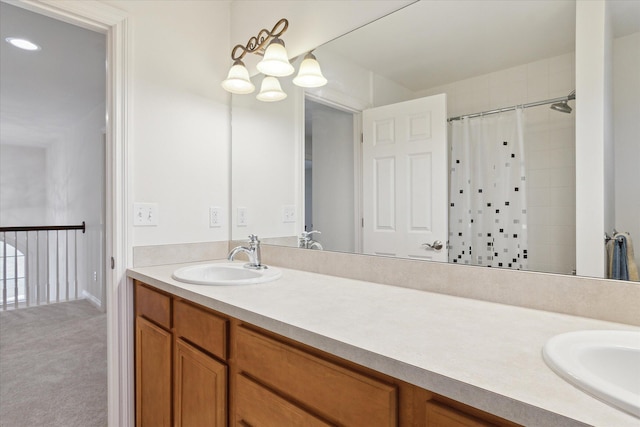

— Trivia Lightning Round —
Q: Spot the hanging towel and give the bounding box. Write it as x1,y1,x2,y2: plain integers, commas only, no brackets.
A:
607,232,640,281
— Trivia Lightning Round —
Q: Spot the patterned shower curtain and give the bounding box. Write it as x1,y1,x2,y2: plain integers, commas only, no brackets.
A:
448,109,528,270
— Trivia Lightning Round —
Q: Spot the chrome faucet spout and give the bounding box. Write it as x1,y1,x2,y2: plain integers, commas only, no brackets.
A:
227,234,266,270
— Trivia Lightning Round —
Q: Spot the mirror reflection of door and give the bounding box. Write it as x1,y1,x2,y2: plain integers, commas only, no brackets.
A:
362,95,448,261
305,99,357,253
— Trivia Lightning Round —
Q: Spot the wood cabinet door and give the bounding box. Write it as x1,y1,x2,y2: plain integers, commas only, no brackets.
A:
174,338,227,427
136,316,172,427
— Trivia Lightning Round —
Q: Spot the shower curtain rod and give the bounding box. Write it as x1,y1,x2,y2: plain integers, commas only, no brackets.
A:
447,92,576,122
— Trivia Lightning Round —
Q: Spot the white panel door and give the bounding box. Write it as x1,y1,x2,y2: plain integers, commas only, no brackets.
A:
362,94,448,261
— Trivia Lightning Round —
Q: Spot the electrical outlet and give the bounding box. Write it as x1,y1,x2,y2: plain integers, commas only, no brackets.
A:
209,207,222,227
282,205,296,223
133,203,159,226
237,207,248,226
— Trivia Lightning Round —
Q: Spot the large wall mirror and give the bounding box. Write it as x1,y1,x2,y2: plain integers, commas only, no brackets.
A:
231,0,640,281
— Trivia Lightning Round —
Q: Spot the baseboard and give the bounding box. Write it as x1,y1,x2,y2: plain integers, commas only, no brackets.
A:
81,290,103,310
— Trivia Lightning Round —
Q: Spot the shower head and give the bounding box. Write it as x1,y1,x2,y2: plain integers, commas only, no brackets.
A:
550,90,575,114
550,100,572,114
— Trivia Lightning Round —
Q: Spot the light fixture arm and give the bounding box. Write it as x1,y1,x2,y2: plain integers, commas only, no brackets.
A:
231,18,289,61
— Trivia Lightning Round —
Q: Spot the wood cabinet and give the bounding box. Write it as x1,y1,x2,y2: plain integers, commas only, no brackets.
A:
134,280,520,427
134,281,229,427
233,325,397,426
174,338,227,427
135,316,172,427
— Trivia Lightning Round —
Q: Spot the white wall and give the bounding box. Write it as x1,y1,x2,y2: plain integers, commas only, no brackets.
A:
613,32,640,269
0,145,47,226
231,78,301,240
64,104,105,305
104,0,232,247
419,53,577,275
575,0,611,278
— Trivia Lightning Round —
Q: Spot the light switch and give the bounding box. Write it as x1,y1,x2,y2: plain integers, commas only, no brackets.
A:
282,205,296,223
133,203,158,226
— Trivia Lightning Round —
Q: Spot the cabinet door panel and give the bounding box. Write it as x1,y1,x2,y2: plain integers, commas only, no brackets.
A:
175,338,227,427
236,326,397,426
174,299,228,360
136,316,172,427
234,374,333,427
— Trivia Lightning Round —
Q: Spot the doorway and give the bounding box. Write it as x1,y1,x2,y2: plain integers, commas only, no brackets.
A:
304,98,360,253
0,2,107,310
0,2,113,425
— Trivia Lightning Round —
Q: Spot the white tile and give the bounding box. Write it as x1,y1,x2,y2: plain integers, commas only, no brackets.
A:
549,53,573,74
526,59,549,81
528,187,551,207
527,76,550,103
506,64,527,83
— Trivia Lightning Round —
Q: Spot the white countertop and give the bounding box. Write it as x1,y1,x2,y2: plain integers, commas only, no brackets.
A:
128,261,640,427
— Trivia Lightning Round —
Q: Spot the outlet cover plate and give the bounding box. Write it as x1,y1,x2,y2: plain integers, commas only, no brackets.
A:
209,207,223,227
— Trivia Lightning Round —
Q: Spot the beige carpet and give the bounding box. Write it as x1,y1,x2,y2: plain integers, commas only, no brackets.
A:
0,300,107,427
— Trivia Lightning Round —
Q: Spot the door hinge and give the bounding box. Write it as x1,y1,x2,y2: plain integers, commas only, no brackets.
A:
110,257,115,270
360,133,364,143
361,218,364,227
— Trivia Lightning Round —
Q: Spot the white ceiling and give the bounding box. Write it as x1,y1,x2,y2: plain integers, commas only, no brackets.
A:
318,0,640,92
0,1,105,148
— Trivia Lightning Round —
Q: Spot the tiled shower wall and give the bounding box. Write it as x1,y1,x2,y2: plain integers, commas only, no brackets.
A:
418,53,577,275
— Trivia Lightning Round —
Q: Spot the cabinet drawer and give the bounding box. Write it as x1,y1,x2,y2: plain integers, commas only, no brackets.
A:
174,299,228,360
234,374,332,427
235,326,397,426
135,282,171,330
425,401,496,427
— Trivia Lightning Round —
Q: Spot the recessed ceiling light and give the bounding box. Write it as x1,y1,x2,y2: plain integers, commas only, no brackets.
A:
5,37,41,51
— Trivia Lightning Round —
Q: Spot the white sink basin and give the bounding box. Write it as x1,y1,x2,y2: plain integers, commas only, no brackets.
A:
172,263,281,286
543,330,640,417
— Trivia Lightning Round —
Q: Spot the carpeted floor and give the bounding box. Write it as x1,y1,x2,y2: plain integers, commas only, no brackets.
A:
0,300,108,427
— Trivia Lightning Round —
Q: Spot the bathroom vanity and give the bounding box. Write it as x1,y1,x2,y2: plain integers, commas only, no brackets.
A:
128,261,640,427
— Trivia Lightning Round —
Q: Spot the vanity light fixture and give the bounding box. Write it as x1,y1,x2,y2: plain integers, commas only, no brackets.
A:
221,18,327,101
5,37,41,51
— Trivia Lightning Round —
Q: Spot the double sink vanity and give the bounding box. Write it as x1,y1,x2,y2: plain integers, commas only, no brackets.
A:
128,240,640,427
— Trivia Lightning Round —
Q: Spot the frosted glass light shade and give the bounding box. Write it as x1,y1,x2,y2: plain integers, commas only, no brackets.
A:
256,76,287,102
221,60,255,94
292,52,327,88
256,39,294,77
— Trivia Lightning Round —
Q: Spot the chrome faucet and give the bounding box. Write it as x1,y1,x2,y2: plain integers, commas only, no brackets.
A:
298,230,323,250
228,234,266,269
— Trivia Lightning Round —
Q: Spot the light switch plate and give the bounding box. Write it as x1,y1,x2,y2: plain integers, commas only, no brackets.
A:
282,205,296,223
133,203,158,226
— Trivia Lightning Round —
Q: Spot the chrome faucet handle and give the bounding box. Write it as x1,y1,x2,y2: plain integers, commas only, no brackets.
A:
301,230,321,238
248,234,260,244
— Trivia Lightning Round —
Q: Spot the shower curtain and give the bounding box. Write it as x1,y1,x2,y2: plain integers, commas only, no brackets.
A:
448,109,528,270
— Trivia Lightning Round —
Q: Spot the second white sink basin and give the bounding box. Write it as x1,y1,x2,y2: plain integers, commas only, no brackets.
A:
172,263,281,286
542,330,640,417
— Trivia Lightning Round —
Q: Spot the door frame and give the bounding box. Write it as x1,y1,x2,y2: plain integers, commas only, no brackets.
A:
304,93,364,253
11,0,132,425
